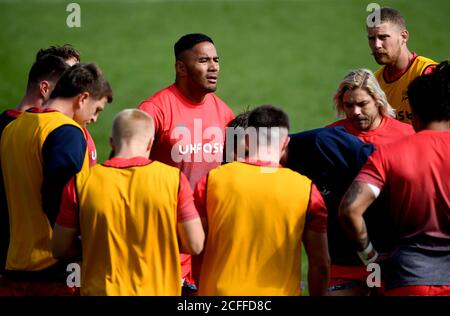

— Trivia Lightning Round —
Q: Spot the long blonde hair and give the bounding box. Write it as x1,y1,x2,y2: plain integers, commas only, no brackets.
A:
333,68,395,118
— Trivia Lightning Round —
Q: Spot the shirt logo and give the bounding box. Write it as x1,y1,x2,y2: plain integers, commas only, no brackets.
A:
91,149,97,162
171,119,224,163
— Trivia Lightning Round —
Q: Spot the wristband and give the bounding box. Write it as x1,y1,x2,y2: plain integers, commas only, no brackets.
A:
357,241,378,265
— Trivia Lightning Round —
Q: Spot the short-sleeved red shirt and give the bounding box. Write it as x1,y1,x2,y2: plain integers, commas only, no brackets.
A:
328,116,414,148
138,85,234,189
356,130,450,242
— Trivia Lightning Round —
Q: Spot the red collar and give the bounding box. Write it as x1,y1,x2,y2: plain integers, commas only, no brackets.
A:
6,109,22,118
170,84,208,106
102,157,152,168
344,116,387,136
243,159,281,168
27,107,59,113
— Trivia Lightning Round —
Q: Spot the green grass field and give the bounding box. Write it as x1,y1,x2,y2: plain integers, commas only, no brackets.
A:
1,0,449,295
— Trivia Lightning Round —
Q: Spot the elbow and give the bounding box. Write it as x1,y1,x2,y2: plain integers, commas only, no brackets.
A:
308,258,331,296
338,202,348,222
321,251,331,269
50,235,76,260
50,241,65,260
178,218,206,255
338,202,355,228
188,234,205,256
320,257,331,277
189,243,204,256
180,231,205,256
183,242,204,256
312,254,331,276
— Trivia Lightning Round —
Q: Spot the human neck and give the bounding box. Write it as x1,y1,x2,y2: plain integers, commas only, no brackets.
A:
113,144,150,159
386,49,413,75
16,93,43,112
247,147,282,164
367,115,383,131
44,98,74,118
175,80,206,104
422,121,450,131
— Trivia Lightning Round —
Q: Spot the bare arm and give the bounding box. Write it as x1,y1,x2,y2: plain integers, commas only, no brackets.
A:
191,175,208,284
51,224,80,259
177,218,205,255
191,216,208,286
339,181,377,255
303,229,330,296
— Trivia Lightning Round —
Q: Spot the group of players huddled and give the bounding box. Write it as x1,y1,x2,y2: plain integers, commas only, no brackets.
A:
0,7,448,296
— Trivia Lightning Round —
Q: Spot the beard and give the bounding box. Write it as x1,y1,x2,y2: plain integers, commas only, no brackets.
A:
372,45,402,66
373,51,392,65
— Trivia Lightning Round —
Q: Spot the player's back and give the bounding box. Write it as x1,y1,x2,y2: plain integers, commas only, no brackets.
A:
374,131,450,239
76,160,182,296
199,161,312,295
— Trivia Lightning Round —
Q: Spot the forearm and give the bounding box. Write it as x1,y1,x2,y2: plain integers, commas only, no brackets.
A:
303,229,330,296
339,181,379,264
57,236,82,261
340,209,369,251
307,262,329,296
51,224,81,260
339,181,375,250
177,218,205,255
191,249,204,286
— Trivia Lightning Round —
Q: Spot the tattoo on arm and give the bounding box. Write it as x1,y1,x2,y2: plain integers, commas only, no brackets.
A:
357,221,369,251
340,181,371,252
341,181,362,209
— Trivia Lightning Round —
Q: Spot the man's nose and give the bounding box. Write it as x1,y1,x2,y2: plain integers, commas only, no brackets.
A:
350,106,361,116
375,38,383,49
208,60,219,72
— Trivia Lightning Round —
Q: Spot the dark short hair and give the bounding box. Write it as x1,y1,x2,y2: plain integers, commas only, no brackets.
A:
50,63,113,103
36,44,81,62
222,111,250,164
247,105,290,130
174,33,214,59
407,60,450,123
227,110,250,129
375,7,406,29
27,54,70,90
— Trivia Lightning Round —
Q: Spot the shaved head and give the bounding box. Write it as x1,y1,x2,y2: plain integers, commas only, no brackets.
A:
112,109,154,149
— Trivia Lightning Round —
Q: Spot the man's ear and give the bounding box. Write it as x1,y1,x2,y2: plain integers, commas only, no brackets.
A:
283,135,290,149
108,137,116,159
147,137,154,152
279,135,290,164
109,136,115,150
401,29,409,44
39,81,51,100
175,60,187,77
74,92,90,109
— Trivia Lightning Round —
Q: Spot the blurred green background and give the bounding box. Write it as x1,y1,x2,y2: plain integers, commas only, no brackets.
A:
1,0,449,294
